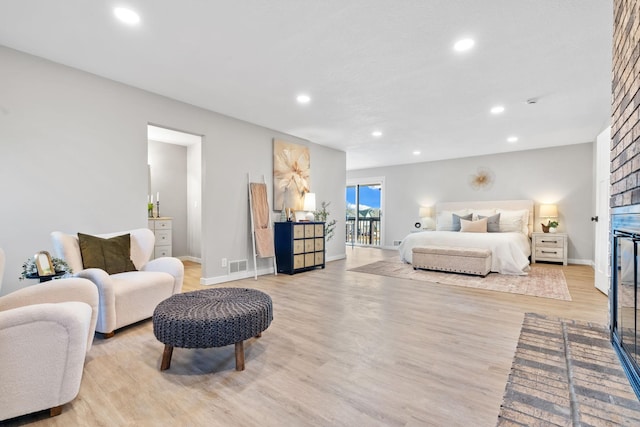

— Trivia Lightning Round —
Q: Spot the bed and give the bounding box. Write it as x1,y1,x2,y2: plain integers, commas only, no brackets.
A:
399,200,533,275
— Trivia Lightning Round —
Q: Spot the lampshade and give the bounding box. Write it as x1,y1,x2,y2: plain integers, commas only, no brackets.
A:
539,204,558,218
419,206,433,218
303,193,316,212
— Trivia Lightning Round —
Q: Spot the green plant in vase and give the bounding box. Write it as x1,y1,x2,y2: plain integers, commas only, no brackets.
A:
148,202,154,217
314,201,337,242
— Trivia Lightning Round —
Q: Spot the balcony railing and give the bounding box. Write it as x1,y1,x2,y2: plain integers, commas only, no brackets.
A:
346,216,380,246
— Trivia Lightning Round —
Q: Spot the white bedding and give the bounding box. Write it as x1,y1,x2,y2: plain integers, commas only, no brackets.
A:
399,231,531,275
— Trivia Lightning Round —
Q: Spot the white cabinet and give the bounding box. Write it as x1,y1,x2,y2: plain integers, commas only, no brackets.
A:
531,232,568,265
148,217,172,259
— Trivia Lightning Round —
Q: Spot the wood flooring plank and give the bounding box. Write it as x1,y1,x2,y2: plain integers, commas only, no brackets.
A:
0,248,611,427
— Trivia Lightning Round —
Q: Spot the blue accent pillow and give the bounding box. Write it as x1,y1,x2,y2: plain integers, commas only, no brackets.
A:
478,213,501,232
452,213,473,231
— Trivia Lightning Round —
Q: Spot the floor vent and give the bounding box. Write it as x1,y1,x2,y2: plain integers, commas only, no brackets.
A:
229,259,248,274
393,240,402,246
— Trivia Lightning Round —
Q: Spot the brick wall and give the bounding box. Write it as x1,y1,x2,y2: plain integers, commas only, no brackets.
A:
611,0,640,207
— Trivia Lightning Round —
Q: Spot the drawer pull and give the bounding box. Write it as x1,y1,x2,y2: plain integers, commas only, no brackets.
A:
541,250,558,254
541,240,558,244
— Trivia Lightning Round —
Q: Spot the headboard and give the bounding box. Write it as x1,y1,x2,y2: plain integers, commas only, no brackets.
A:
435,200,535,236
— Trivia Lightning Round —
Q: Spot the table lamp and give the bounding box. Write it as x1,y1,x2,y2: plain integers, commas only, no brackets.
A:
303,192,316,221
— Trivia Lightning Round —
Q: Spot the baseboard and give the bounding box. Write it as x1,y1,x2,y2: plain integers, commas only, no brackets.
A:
200,255,345,285
178,256,201,263
568,258,593,267
326,253,346,262
200,266,274,285
344,244,397,250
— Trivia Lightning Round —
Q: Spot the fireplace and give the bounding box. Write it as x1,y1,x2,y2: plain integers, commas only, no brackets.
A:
611,205,640,399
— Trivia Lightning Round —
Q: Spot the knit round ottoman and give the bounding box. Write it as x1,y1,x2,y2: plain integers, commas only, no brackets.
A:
152,287,273,372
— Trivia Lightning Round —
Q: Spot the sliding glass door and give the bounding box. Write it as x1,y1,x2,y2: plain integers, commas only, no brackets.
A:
346,181,382,246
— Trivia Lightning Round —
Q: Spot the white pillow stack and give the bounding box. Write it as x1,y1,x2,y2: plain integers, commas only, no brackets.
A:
470,209,496,220
436,209,470,231
496,209,529,235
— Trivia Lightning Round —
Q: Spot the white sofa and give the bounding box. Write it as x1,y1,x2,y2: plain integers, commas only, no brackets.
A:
0,248,99,420
51,228,184,337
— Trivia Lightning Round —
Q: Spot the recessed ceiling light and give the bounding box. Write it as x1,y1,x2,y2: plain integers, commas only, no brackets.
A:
413,150,421,155
296,94,311,104
490,105,505,114
453,38,475,52
507,136,518,143
371,131,383,137
114,7,140,25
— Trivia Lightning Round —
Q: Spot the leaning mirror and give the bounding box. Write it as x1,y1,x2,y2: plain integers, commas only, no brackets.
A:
35,251,55,277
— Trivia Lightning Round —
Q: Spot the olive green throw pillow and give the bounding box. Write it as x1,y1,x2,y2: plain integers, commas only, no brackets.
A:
78,233,137,274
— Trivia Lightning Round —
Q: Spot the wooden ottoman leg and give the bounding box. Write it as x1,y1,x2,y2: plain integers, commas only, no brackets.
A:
235,341,245,371
161,344,174,371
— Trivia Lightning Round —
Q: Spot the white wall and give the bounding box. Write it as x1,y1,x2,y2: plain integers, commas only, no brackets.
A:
347,143,595,263
0,45,346,294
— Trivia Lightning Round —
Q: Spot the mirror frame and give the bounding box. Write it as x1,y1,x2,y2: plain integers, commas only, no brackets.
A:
35,251,55,276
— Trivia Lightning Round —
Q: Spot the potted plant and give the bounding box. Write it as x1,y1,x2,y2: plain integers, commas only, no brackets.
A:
548,220,559,233
314,201,337,242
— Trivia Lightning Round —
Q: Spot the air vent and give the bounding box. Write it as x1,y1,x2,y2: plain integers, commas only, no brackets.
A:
393,240,402,246
228,259,248,274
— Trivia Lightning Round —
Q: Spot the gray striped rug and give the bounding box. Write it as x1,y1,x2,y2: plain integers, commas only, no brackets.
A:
497,313,640,426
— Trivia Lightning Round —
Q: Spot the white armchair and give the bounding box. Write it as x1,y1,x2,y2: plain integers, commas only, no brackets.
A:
51,228,184,337
0,248,99,420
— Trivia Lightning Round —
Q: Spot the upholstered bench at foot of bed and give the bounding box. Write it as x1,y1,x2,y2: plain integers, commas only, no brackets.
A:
412,246,492,277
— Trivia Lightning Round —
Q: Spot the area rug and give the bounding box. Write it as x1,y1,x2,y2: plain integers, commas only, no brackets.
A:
348,259,571,301
497,313,640,425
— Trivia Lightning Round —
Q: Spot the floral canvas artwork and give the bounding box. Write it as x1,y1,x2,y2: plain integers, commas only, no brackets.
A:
273,139,310,211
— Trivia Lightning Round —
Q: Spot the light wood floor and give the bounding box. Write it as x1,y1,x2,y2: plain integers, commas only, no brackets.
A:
3,247,608,427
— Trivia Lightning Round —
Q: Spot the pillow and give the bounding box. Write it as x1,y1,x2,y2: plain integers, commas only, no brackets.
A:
460,217,488,233
471,209,496,220
452,213,473,232
497,209,529,234
478,213,501,232
436,209,470,231
78,233,137,274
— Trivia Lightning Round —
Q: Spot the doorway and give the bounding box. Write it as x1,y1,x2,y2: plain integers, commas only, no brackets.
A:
346,177,385,247
147,124,202,262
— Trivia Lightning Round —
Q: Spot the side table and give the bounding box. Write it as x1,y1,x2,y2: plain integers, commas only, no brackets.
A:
531,232,568,265
24,272,69,283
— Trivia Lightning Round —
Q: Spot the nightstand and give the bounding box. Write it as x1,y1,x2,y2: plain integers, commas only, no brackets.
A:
531,232,568,265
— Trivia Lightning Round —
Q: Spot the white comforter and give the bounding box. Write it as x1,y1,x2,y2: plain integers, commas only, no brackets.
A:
398,231,531,275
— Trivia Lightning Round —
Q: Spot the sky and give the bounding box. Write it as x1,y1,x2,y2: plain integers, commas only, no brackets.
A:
346,185,381,209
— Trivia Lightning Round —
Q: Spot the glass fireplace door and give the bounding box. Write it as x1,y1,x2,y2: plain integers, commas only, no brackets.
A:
616,236,637,362
613,230,640,398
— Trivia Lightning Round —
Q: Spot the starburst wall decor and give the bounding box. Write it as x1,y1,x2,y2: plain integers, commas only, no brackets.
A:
468,167,495,191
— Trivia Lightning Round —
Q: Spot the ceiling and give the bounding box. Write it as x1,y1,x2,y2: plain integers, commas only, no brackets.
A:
0,1,613,170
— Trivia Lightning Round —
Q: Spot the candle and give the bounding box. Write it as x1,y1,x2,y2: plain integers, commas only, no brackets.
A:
156,192,160,202
147,195,150,203
151,195,153,204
